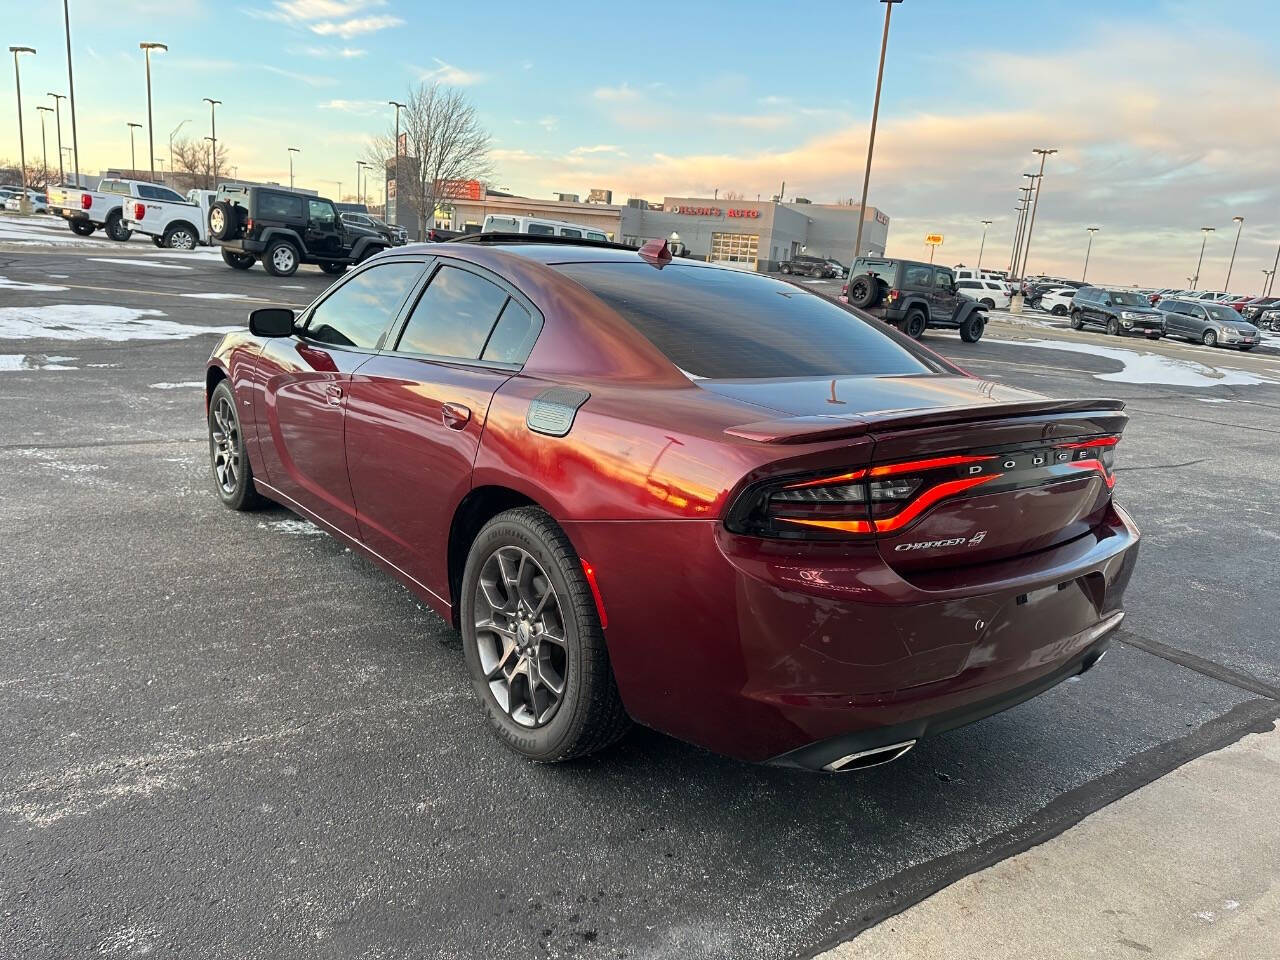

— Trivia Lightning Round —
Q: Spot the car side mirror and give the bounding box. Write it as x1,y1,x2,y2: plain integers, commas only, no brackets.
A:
249,307,295,337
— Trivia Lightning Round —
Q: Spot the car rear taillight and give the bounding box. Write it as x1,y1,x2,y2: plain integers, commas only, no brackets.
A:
245,217,253,233
728,440,1120,540
80,193,91,210
886,288,900,304
133,202,145,220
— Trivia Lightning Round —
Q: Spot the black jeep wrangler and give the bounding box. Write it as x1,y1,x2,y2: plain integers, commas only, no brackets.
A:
208,185,391,277
779,253,838,278
843,257,987,342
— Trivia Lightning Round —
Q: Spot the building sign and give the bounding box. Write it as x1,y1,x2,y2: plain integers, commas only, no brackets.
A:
671,205,761,219
397,132,407,157
876,210,889,225
435,178,483,201
924,233,944,246
588,188,613,204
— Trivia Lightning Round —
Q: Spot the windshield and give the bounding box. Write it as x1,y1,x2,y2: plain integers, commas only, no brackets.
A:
555,262,937,380
1108,291,1148,306
1204,304,1246,322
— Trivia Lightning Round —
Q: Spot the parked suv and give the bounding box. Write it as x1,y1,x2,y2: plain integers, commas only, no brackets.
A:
779,254,838,278
1069,288,1165,338
208,185,391,277
842,257,987,341
339,210,403,245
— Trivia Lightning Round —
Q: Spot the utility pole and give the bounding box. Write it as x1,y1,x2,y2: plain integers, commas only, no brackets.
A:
127,122,142,175
9,46,35,208
35,105,52,181
1191,226,1214,289
388,99,405,226
139,42,167,180
1082,227,1099,282
976,219,992,271
62,0,80,186
1223,216,1244,292
1019,147,1057,279
288,146,299,189
202,98,221,186
851,0,903,265
1268,241,1280,297
47,93,66,185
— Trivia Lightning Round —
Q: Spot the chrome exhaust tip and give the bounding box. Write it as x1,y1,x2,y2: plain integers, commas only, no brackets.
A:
823,739,917,772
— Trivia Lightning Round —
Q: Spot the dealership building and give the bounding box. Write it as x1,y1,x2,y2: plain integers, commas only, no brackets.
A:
440,188,889,271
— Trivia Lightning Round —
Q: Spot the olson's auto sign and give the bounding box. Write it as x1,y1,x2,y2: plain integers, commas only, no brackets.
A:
670,205,761,218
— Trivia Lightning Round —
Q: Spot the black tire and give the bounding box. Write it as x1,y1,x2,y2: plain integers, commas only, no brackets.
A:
262,239,300,277
780,264,791,274
1107,317,1122,336
460,506,630,762
221,248,255,270
320,262,346,275
979,297,995,309
809,266,823,279
356,244,387,264
1051,304,1068,316
1240,345,1254,352
903,308,928,339
1069,310,1083,329
163,224,198,250
208,380,266,512
104,210,131,242
69,219,95,237
1202,329,1217,347
208,200,239,241
152,236,165,248
959,311,986,343
847,274,883,309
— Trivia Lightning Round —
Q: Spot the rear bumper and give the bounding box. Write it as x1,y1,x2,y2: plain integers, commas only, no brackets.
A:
565,502,1140,765
218,238,267,255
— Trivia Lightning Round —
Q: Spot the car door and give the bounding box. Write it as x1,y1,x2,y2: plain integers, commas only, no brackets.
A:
254,259,426,537
344,260,542,601
1161,302,1186,337
1186,304,1211,340
304,198,344,258
930,268,960,323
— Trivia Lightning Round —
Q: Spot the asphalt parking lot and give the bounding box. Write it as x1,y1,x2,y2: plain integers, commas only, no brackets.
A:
3,224,1279,959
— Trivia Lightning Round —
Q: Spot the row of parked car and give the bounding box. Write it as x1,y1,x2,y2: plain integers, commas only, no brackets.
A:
0,185,48,212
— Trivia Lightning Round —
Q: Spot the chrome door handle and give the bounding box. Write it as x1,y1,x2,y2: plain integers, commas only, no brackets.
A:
441,402,471,430
326,385,343,406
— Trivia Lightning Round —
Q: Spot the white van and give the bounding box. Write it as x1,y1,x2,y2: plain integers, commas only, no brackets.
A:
482,214,609,243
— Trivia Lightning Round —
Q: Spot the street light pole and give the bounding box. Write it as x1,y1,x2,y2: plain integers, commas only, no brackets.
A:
61,0,81,186
1192,227,1214,289
202,136,215,188
9,46,35,206
1082,227,1099,282
1019,147,1057,279
1011,183,1033,276
976,219,992,272
1262,269,1274,297
47,93,66,185
288,147,299,189
1223,216,1244,292
202,98,221,186
168,118,189,179
1268,242,1280,297
127,122,142,174
388,99,405,226
139,42,167,181
850,0,903,266
1008,197,1028,275
35,105,52,181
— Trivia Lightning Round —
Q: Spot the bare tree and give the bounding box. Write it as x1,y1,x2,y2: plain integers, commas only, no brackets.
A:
0,159,55,191
170,136,231,191
366,82,490,240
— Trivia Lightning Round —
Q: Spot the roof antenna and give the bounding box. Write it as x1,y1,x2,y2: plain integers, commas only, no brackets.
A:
638,237,672,267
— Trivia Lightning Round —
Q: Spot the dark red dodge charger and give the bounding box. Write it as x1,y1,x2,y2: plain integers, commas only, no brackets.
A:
205,236,1139,771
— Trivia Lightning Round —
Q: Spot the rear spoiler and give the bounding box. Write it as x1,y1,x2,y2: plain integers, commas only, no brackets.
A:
725,398,1127,444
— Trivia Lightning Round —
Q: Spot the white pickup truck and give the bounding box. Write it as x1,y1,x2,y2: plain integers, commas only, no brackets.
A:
125,189,217,249
46,178,192,243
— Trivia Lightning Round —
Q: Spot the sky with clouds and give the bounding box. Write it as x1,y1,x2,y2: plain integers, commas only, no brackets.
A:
2,0,1279,288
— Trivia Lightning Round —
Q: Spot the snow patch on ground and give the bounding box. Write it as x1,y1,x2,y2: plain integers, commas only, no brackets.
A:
146,248,226,261
0,276,70,292
47,273,69,278
258,518,325,536
279,284,306,290
149,381,203,390
87,258,193,271
0,354,78,371
0,304,238,342
984,337,1279,388
0,215,121,247
179,292,246,300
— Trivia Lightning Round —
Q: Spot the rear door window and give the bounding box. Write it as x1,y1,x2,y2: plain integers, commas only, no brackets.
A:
559,227,583,238
555,262,937,379
395,264,511,360
527,223,555,236
258,192,303,219
305,261,423,349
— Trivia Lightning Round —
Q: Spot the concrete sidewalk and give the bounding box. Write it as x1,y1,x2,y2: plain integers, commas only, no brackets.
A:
820,723,1279,959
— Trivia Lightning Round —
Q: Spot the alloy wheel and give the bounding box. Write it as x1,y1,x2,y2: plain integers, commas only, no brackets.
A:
210,394,240,495
473,545,567,729
170,229,195,250
272,245,296,273
210,207,225,235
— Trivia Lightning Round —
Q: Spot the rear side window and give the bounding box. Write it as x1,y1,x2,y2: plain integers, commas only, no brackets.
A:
258,192,303,219
306,261,422,349
528,223,555,236
902,264,931,287
482,299,539,364
396,264,510,359
559,227,582,238
957,281,979,290
555,262,935,380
